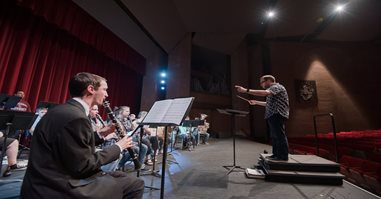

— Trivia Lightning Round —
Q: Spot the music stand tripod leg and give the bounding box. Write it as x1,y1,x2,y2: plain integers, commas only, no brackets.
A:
222,113,244,175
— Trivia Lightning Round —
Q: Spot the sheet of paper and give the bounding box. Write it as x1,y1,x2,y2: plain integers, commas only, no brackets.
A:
142,99,172,124
161,97,193,125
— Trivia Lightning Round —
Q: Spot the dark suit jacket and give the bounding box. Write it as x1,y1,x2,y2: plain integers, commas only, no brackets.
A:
21,99,121,199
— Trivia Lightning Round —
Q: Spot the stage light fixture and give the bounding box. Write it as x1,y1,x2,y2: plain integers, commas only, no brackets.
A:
335,4,345,13
266,10,275,18
160,72,167,78
160,80,166,84
160,86,165,91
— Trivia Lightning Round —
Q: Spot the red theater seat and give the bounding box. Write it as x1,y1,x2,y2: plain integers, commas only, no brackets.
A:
342,157,381,190
363,170,381,195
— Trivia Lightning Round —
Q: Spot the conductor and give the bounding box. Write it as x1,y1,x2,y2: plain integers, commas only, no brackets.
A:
235,75,290,161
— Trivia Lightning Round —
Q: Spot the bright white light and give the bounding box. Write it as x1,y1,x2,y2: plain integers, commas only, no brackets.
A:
160,72,166,77
335,4,345,12
266,11,275,18
160,86,165,90
160,80,166,84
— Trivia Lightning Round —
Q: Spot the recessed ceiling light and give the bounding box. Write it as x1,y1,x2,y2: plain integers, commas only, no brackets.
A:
266,10,275,18
335,4,345,13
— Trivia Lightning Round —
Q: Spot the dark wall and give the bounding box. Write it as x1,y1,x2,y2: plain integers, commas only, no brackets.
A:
253,42,381,137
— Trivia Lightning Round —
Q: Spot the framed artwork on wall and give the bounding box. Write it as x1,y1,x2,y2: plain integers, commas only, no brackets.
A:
295,79,318,105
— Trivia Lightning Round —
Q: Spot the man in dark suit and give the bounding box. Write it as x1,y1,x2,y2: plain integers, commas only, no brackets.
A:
21,72,144,198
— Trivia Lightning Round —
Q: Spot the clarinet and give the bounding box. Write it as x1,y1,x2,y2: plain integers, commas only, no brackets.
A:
95,114,106,128
103,100,142,170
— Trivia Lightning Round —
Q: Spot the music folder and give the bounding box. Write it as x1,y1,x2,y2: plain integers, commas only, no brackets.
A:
182,119,204,127
141,97,194,126
36,101,58,110
3,96,22,109
0,93,9,106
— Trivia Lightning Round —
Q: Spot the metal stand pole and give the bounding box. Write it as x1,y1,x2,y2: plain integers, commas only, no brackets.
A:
160,126,169,199
222,113,244,175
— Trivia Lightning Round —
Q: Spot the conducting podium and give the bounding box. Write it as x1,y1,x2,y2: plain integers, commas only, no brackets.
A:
217,108,249,175
140,97,194,199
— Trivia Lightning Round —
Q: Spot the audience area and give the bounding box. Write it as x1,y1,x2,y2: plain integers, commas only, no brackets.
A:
288,129,381,195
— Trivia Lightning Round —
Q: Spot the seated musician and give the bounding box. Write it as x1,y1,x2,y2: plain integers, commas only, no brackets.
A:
29,107,48,134
10,90,31,112
0,131,25,177
175,116,196,149
198,114,210,144
133,111,154,165
114,106,149,170
21,72,144,198
89,105,120,172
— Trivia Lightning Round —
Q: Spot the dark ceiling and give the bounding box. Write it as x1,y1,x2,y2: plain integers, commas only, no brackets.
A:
74,0,381,56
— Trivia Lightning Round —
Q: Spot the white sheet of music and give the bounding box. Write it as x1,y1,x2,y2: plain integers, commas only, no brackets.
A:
142,99,172,124
161,97,193,125
142,97,194,125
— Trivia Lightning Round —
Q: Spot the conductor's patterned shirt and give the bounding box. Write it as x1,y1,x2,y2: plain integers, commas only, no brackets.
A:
265,83,289,119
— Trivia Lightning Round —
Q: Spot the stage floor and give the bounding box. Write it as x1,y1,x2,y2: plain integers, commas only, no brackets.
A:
1,138,379,199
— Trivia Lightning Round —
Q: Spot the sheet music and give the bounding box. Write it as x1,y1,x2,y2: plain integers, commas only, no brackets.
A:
161,98,193,125
142,99,172,124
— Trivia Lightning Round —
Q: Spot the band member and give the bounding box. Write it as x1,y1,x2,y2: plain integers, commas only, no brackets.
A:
236,75,290,161
198,114,210,145
89,105,121,172
114,107,149,170
11,91,31,112
29,107,48,134
0,132,25,177
21,72,144,198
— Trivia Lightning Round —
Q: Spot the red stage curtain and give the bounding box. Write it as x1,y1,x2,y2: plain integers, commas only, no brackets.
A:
0,1,144,113
14,0,146,75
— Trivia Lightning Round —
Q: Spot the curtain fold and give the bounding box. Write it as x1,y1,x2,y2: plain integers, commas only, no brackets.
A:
0,1,143,113
12,0,146,75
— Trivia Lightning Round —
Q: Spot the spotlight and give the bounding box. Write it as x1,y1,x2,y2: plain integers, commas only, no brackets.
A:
160,86,165,91
266,10,275,18
160,72,167,78
335,4,345,13
160,80,166,84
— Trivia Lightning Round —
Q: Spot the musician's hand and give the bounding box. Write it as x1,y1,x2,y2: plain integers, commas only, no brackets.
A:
235,85,247,93
104,132,118,140
98,124,116,137
248,100,257,106
116,136,134,150
129,114,136,120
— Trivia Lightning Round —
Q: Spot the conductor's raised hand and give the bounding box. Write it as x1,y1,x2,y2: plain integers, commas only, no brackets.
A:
235,85,247,93
116,136,134,150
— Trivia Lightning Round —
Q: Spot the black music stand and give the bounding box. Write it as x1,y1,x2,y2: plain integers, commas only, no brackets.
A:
0,111,35,176
36,101,58,110
138,125,161,177
141,97,194,199
217,108,249,175
3,96,21,110
136,125,160,191
0,94,9,109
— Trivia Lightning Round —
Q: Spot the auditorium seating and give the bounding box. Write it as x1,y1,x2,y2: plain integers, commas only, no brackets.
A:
288,129,381,195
